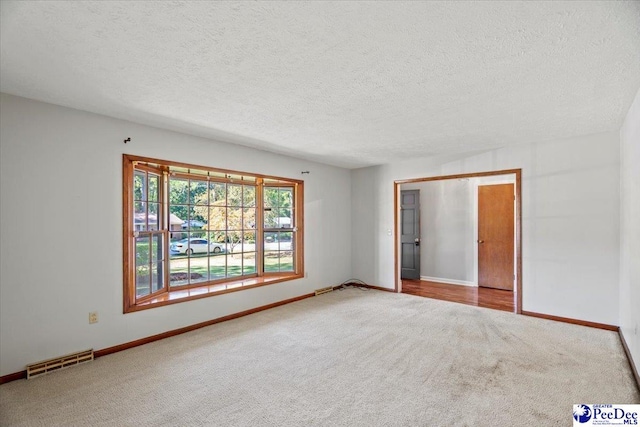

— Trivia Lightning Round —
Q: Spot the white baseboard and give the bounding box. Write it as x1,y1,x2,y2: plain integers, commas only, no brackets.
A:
420,276,477,287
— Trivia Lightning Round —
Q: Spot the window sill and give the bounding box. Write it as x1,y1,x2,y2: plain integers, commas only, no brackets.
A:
126,274,303,312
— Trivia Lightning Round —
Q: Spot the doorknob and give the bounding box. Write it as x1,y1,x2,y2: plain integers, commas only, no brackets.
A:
477,240,485,243
415,238,420,246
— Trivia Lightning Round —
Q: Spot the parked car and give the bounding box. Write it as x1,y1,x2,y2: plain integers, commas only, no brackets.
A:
170,238,224,255
181,220,206,230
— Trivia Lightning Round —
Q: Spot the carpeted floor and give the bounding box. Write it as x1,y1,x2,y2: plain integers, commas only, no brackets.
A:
1,288,638,426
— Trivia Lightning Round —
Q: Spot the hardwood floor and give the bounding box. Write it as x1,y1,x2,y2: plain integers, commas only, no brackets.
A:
401,279,515,313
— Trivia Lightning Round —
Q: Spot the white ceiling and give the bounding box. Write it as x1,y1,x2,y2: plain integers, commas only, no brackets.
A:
1,1,639,169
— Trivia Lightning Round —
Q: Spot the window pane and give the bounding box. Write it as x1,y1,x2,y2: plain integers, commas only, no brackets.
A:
134,202,146,231
136,266,151,297
228,208,242,230
151,262,163,293
279,252,294,272
169,257,189,287
228,184,242,206
264,232,278,251
242,232,256,253
169,227,184,241
210,182,226,203
148,203,160,231
228,232,243,254
264,187,279,208
279,188,293,209
227,254,242,277
169,178,189,207
136,236,150,266
134,171,146,201
190,180,208,205
210,231,227,248
210,239,224,255
264,251,280,272
243,253,256,275
169,234,196,256
183,232,208,255
277,213,291,229
264,208,279,228
199,206,212,230
209,255,226,280
279,188,294,227
148,174,159,202
279,232,293,251
188,206,206,231
243,185,255,207
168,207,183,239
135,235,151,297
170,204,188,231
151,234,163,263
243,208,256,230
208,206,226,231
189,256,208,285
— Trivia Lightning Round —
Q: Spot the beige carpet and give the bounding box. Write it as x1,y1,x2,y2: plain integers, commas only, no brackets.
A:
1,288,638,426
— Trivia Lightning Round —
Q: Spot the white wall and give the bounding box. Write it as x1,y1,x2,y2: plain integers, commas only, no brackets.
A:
352,132,620,325
0,94,352,376
620,87,640,371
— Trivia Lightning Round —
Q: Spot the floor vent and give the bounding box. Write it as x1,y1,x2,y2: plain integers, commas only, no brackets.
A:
315,286,334,296
26,349,94,379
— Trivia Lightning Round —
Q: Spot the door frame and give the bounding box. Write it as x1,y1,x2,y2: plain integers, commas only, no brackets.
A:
393,168,523,314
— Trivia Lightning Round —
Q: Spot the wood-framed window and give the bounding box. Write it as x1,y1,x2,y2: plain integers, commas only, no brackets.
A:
123,155,304,312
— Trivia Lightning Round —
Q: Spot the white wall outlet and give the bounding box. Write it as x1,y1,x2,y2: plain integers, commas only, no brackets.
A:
89,312,98,324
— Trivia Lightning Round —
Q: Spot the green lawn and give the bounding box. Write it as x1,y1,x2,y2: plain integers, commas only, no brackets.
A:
137,252,293,293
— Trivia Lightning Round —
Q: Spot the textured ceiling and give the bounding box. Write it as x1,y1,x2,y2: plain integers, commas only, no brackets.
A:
1,1,639,168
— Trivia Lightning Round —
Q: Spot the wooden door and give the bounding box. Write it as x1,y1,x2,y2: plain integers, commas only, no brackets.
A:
478,184,514,290
400,190,420,280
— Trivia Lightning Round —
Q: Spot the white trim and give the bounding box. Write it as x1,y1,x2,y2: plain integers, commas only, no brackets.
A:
421,276,477,287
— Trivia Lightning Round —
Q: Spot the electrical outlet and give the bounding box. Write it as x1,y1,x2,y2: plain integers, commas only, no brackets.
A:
89,312,98,324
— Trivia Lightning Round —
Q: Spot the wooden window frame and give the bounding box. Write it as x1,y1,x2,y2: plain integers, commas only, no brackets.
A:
123,154,304,313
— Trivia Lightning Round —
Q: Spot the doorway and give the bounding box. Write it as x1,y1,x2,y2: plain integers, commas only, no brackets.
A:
394,169,522,313
400,190,420,280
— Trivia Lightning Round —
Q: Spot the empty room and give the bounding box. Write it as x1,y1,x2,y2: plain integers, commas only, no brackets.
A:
1,1,639,426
